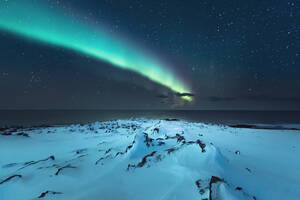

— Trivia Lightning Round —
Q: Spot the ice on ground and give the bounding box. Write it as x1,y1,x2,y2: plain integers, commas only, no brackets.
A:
0,119,300,200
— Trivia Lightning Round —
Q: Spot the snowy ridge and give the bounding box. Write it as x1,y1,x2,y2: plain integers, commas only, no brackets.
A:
0,119,300,200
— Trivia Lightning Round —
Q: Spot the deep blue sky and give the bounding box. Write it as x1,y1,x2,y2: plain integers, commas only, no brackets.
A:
0,0,299,110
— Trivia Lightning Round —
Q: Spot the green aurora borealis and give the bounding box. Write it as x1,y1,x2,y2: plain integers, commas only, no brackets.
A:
0,1,192,101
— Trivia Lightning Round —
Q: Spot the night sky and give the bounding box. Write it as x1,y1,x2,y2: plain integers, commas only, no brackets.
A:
0,0,299,110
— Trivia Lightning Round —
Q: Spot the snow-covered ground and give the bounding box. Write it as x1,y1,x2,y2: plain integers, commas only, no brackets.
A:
0,119,300,200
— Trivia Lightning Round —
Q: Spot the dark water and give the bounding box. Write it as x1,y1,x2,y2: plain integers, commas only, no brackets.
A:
0,110,300,127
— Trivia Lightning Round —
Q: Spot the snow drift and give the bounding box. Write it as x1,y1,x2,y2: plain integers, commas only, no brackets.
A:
0,119,300,200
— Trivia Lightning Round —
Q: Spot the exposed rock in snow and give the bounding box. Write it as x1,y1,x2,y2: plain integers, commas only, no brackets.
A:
0,119,300,200
0,175,22,185
38,190,63,198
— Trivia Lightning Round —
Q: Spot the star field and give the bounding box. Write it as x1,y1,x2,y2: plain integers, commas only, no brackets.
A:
0,0,299,109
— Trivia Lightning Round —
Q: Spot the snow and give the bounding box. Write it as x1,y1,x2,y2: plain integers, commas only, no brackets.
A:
0,119,300,200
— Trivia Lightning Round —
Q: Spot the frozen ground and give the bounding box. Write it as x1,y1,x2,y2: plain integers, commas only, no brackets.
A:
0,119,300,200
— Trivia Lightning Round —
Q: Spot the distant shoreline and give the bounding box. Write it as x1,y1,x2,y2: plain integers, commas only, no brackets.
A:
0,110,300,127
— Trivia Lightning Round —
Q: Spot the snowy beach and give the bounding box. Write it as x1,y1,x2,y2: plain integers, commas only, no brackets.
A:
1,119,300,200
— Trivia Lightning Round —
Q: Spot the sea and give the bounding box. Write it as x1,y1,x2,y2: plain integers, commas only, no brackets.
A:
0,110,300,127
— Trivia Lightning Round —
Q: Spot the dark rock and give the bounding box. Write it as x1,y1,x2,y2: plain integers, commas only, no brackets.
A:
165,134,185,143
1,132,12,136
0,174,22,185
235,187,243,191
137,151,156,168
38,191,62,198
17,132,29,137
230,124,256,129
210,176,224,184
166,148,177,154
95,157,105,165
164,118,179,121
127,164,136,170
209,176,224,200
55,164,76,175
125,144,133,152
144,133,154,147
0,127,9,131
20,156,55,170
175,134,185,143
195,179,201,188
229,124,300,131
76,148,87,154
105,148,111,154
196,140,206,152
115,140,135,157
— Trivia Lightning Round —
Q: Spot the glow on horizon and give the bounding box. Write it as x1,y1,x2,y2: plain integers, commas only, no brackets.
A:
0,1,193,102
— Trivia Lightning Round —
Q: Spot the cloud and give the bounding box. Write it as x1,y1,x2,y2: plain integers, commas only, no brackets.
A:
208,96,237,102
241,95,300,102
156,94,169,99
175,92,195,97
207,95,300,103
156,92,195,99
